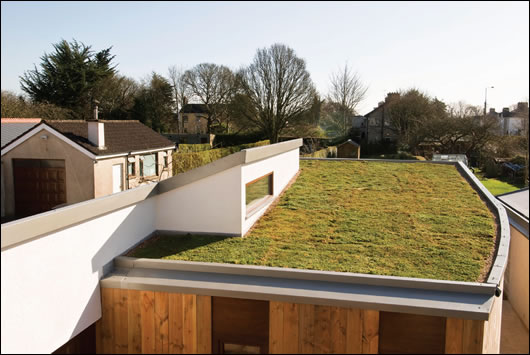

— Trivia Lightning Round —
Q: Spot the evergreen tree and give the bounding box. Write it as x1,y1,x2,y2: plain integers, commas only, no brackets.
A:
20,39,116,119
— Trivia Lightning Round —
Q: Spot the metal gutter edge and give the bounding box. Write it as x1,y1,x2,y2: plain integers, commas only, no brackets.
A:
101,265,493,320
113,256,495,295
498,202,529,239
454,162,511,287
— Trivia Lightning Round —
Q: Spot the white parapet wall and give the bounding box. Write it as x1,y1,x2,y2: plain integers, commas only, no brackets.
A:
0,196,157,354
0,139,302,353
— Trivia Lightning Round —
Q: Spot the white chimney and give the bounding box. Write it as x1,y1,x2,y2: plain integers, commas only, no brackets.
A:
88,101,105,149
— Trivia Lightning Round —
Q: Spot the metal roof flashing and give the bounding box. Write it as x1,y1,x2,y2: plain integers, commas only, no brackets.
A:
100,255,496,320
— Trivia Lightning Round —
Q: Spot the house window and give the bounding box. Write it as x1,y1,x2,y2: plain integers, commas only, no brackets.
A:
140,154,157,177
128,161,135,176
163,155,168,168
246,172,273,216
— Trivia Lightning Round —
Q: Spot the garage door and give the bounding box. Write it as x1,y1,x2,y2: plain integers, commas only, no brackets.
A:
13,159,66,218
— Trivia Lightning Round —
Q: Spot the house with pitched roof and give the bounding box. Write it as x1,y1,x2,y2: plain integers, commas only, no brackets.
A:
1,114,175,220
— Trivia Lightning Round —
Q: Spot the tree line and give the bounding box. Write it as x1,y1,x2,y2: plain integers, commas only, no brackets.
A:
4,39,365,143
1,38,527,159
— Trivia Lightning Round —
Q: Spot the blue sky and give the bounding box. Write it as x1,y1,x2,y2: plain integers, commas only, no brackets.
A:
1,1,528,114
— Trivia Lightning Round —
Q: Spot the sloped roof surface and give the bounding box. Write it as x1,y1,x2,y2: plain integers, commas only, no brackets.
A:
45,120,175,156
1,118,42,148
180,104,209,114
497,188,529,219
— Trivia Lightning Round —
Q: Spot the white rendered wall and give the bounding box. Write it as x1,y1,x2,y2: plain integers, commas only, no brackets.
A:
155,165,243,235
241,148,299,235
0,197,156,354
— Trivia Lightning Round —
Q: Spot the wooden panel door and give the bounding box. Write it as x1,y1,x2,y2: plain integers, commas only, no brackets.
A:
13,159,66,217
212,297,269,354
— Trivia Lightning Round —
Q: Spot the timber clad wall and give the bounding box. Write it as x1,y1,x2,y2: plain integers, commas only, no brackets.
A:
96,289,211,354
269,302,379,354
97,288,493,354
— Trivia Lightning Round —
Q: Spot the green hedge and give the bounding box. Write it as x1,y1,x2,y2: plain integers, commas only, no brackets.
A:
178,143,211,153
213,132,267,147
301,146,337,158
173,140,270,175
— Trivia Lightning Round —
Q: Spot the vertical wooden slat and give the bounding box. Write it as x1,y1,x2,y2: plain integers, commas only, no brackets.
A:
445,318,464,354
313,305,332,353
361,310,379,354
114,288,129,354
269,301,284,353
462,319,484,354
299,304,315,353
101,287,115,354
346,308,362,354
155,292,169,354
128,289,142,354
196,295,212,354
169,293,184,353
330,306,347,354
283,303,300,354
140,291,155,353
182,294,197,353
95,318,103,354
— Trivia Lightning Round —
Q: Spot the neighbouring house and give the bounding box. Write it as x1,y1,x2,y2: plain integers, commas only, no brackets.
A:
363,92,400,144
337,139,361,159
1,139,513,354
487,102,529,136
1,118,43,218
1,113,175,220
180,104,209,134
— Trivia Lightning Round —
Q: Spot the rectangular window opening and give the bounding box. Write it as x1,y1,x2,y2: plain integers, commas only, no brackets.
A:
140,154,157,177
128,161,135,176
245,172,273,217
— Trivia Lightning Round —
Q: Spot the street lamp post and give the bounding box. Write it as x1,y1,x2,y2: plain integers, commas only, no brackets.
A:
484,86,494,117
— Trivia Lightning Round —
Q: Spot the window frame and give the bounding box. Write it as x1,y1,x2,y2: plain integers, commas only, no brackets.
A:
139,153,158,177
245,172,274,217
128,161,136,177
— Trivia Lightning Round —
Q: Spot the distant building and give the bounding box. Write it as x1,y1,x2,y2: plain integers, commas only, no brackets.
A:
179,104,209,134
487,102,528,136
363,93,400,143
337,139,361,159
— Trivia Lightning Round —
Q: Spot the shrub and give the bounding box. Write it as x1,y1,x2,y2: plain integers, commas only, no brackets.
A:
177,143,211,153
301,146,337,158
213,132,267,147
173,140,270,174
483,158,500,178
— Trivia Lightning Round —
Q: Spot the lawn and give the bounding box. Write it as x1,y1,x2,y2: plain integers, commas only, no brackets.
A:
473,169,525,196
129,160,497,282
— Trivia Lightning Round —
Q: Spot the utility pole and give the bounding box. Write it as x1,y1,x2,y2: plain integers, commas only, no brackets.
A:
483,86,494,117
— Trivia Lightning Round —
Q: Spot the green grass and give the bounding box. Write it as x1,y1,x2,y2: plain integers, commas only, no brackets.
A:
473,169,525,196
129,160,497,282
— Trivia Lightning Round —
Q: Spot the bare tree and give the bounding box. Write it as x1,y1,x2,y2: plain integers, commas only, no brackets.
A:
167,66,189,133
327,63,368,136
238,43,316,143
183,63,235,134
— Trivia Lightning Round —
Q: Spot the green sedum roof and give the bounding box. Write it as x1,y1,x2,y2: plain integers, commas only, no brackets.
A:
129,160,497,282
